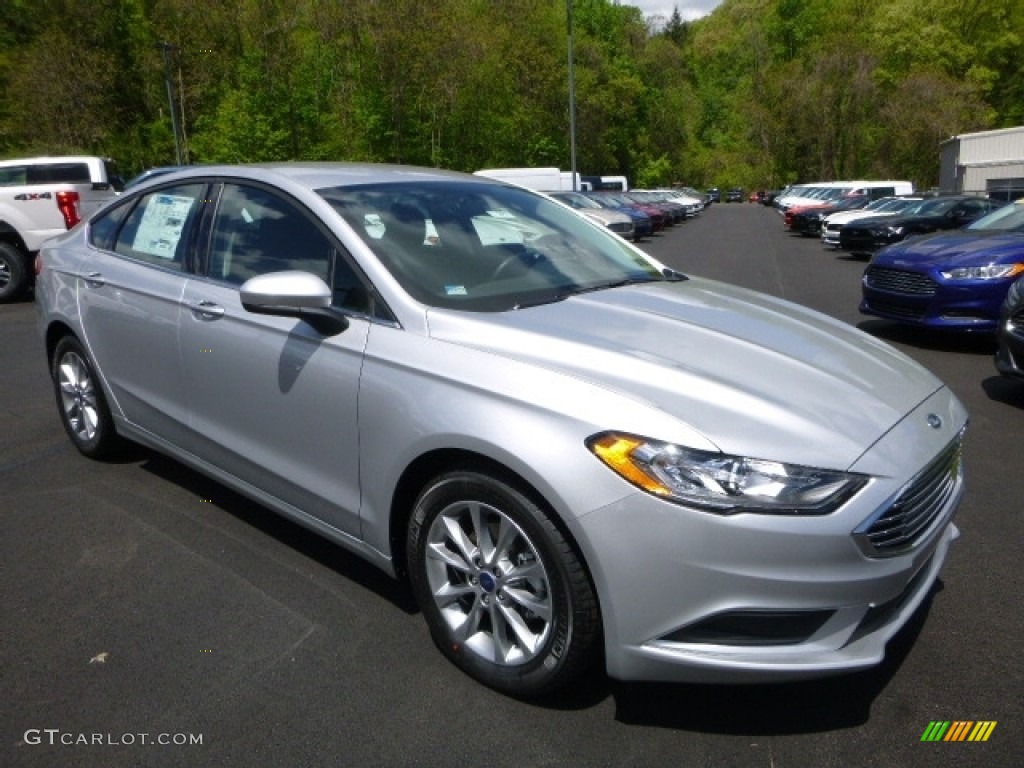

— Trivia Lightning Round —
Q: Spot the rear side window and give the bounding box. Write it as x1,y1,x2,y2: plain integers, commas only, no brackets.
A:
113,184,206,270
88,200,135,251
26,163,91,184
0,166,28,186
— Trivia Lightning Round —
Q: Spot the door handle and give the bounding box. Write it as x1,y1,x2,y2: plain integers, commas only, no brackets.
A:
82,271,105,288
189,300,225,320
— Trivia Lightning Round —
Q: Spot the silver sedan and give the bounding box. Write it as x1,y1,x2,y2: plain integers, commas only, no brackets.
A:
36,163,967,697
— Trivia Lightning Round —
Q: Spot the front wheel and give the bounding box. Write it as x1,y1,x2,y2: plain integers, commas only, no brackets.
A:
51,336,121,458
407,470,600,697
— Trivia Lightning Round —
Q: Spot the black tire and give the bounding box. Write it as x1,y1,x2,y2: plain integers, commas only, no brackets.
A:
0,241,29,303
51,336,121,458
407,470,600,697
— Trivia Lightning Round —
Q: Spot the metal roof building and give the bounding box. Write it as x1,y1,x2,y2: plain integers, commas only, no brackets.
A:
939,126,1024,201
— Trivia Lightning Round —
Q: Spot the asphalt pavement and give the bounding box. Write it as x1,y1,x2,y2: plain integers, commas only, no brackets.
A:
2,203,1021,767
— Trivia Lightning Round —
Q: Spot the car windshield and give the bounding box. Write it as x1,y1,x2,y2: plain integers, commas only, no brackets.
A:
965,201,1024,231
876,197,920,212
832,195,867,211
901,197,956,215
321,181,664,311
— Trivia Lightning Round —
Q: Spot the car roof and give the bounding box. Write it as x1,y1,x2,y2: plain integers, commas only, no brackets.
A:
152,162,480,191
0,155,109,168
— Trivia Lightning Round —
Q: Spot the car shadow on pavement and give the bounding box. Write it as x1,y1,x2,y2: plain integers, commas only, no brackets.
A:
138,451,420,614
604,582,941,734
133,447,944,731
857,320,998,356
981,375,1024,408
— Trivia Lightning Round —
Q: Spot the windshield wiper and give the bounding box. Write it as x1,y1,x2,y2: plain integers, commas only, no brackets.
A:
512,271,687,310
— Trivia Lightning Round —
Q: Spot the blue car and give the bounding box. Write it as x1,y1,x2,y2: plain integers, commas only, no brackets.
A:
860,200,1024,332
995,275,1024,379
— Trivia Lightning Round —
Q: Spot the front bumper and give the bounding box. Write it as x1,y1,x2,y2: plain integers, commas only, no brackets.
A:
839,231,893,255
575,388,966,683
860,272,1012,331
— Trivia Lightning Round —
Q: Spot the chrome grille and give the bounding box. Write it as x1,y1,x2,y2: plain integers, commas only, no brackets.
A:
864,266,937,295
854,433,964,558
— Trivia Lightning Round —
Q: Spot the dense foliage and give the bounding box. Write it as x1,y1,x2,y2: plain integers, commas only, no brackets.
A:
1,0,1021,190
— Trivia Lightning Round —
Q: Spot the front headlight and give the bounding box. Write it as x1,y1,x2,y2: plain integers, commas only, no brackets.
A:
940,263,1024,281
587,433,868,515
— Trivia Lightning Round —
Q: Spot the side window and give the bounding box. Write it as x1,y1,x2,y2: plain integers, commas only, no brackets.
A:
953,200,981,219
208,184,331,287
27,163,90,184
114,184,205,270
332,254,373,315
88,199,135,251
0,166,28,186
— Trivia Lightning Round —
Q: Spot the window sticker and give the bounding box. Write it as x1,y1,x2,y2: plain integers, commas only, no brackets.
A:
364,213,385,239
132,194,195,259
444,285,468,295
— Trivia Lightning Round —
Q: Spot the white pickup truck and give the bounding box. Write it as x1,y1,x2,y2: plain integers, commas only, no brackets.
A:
0,156,121,301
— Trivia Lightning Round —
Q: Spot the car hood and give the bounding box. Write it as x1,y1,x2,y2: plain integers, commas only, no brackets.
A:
426,278,943,470
874,231,1024,268
828,210,900,225
579,209,632,226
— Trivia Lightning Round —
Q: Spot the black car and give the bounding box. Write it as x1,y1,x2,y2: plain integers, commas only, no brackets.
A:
726,188,744,203
995,274,1024,380
706,188,721,204
838,196,999,257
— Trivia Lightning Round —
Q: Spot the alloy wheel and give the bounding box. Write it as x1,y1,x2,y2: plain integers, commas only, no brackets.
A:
58,350,100,443
424,499,553,666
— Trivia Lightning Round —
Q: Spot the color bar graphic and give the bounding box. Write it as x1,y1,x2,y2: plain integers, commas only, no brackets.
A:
921,721,997,742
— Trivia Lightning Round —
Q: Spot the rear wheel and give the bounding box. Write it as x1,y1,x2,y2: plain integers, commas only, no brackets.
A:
51,336,121,458
0,242,28,303
407,470,600,697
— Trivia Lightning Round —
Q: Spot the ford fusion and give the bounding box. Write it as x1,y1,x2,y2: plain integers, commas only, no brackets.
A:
37,163,967,697
861,199,1024,331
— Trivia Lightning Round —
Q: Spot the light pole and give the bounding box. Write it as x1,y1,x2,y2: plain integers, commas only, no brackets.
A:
567,0,578,191
160,42,184,165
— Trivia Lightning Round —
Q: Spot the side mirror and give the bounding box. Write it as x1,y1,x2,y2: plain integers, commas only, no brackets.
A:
240,270,348,336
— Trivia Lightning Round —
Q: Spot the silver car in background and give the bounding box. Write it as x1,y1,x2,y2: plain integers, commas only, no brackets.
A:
37,163,967,697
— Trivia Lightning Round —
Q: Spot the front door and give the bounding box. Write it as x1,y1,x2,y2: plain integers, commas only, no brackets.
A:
177,182,369,538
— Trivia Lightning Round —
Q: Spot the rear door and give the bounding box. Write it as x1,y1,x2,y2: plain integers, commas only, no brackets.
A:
77,182,208,442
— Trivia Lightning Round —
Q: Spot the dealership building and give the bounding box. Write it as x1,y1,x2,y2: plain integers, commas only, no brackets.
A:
939,125,1024,201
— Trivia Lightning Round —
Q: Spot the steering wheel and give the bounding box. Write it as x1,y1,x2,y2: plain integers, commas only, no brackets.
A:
489,249,545,282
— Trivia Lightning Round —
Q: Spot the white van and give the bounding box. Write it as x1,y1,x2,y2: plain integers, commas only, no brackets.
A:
474,167,586,192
